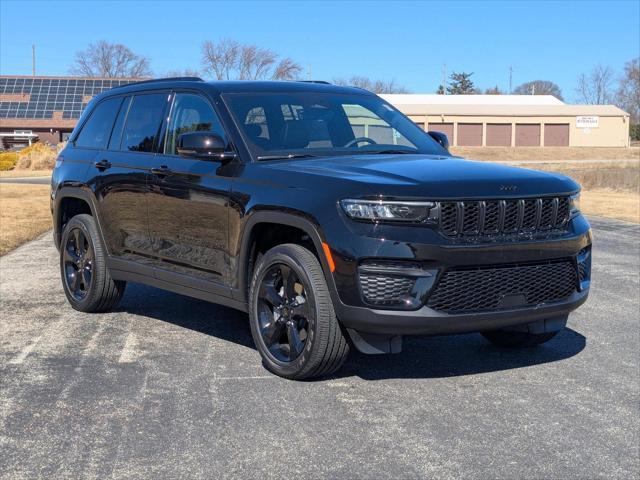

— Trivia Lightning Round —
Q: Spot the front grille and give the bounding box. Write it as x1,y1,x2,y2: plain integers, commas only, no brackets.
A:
359,274,414,306
426,260,577,313
439,197,570,239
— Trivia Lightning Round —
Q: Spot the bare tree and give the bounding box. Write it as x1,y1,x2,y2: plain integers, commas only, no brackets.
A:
162,68,202,78
201,39,302,80
485,85,503,95
514,80,563,100
615,57,639,123
69,40,151,78
333,76,409,94
575,65,615,104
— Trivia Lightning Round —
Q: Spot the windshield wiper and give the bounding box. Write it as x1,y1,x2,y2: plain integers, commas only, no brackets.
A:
257,153,318,161
368,149,416,155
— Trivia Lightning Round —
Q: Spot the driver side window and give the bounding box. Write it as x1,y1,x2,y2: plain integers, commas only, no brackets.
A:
165,93,226,155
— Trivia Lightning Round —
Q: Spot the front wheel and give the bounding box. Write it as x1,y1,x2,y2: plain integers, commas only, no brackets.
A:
248,244,349,380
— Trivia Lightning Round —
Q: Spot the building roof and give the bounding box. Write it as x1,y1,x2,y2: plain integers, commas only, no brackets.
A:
384,101,629,117
381,94,566,106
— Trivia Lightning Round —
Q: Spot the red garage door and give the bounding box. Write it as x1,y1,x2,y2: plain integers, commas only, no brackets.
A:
457,123,483,146
544,124,570,146
486,124,512,146
515,124,541,146
427,123,454,144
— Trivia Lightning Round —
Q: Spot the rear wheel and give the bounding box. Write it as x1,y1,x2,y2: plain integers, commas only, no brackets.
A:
249,244,349,380
481,330,558,347
60,214,126,312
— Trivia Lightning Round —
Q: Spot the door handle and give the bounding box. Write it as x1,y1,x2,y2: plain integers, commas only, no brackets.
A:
151,165,172,177
94,159,111,171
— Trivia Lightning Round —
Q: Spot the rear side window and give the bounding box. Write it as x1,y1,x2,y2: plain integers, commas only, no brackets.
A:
121,93,167,152
75,97,123,149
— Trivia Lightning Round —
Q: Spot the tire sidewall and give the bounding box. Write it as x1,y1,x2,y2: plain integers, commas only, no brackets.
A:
249,248,320,377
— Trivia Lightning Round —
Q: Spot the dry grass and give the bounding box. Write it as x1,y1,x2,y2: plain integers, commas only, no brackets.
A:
14,142,61,170
0,169,52,178
451,146,640,162
500,160,639,223
581,189,639,223
0,184,52,255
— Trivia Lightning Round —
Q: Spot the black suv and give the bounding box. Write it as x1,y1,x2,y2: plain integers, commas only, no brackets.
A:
51,78,592,379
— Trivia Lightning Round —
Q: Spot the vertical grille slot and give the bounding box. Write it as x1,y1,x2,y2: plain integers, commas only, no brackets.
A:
462,201,480,233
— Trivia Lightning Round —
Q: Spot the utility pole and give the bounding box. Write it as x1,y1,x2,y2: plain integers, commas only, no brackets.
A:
32,44,36,77
508,65,513,93
441,63,447,94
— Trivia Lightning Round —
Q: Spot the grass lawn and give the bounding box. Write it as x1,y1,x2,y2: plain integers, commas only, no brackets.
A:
0,184,52,256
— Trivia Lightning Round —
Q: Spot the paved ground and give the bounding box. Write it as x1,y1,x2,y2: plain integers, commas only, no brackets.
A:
1,218,638,479
0,176,50,185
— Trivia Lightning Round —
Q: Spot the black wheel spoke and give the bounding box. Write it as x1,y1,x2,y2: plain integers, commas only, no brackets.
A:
262,320,285,347
63,245,80,264
81,268,92,290
279,265,296,300
286,321,304,359
260,283,283,307
68,270,80,292
291,299,310,319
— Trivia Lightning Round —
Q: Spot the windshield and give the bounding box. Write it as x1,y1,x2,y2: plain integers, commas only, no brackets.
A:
223,91,448,160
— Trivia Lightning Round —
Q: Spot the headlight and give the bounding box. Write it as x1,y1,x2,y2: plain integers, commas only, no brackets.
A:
569,192,581,218
340,199,438,223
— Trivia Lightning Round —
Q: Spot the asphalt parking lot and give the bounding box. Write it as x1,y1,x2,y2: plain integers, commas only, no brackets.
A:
1,217,638,479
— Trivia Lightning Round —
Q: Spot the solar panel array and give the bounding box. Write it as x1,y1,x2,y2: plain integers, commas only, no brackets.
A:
0,77,137,120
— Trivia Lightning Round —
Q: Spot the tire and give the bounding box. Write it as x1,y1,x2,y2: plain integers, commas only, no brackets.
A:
249,244,349,380
481,330,558,348
60,214,126,313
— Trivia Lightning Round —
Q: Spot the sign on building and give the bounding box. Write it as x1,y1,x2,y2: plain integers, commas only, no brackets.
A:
576,116,599,128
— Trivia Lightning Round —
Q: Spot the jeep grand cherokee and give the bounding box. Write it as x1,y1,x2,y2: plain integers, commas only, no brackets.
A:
51,78,592,379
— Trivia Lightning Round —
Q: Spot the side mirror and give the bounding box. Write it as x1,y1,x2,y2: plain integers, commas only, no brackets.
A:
427,131,450,151
177,132,236,161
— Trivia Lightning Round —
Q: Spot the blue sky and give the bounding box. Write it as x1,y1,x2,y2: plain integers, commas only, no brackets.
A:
1,0,638,102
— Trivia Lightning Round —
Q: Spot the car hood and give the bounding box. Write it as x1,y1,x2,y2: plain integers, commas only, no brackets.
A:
262,154,580,198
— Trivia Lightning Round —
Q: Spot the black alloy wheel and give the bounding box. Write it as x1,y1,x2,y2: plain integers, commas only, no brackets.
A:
256,263,310,362
59,214,126,313
249,244,350,380
63,227,93,300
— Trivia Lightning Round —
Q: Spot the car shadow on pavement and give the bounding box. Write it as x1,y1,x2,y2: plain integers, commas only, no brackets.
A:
118,283,586,381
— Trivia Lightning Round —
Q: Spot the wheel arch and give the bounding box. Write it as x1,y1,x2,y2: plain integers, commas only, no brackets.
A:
53,186,105,251
236,211,338,304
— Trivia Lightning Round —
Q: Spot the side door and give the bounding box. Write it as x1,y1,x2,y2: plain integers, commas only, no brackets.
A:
91,92,169,260
147,91,233,293
75,95,150,259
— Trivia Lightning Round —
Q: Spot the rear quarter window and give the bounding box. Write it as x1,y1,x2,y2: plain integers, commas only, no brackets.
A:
75,97,123,149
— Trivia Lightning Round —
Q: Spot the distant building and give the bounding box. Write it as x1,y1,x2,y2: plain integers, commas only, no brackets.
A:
0,76,139,149
0,76,631,149
382,94,631,148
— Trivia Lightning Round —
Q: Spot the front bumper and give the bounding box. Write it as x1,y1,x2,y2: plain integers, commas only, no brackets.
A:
335,288,588,335
325,214,592,336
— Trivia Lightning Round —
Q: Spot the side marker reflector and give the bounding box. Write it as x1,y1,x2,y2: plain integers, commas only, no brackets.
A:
321,242,335,272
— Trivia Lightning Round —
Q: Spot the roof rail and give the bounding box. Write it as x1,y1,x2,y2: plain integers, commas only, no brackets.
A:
110,76,204,90
297,80,331,84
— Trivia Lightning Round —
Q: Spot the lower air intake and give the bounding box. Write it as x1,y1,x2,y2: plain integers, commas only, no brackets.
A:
427,260,577,313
